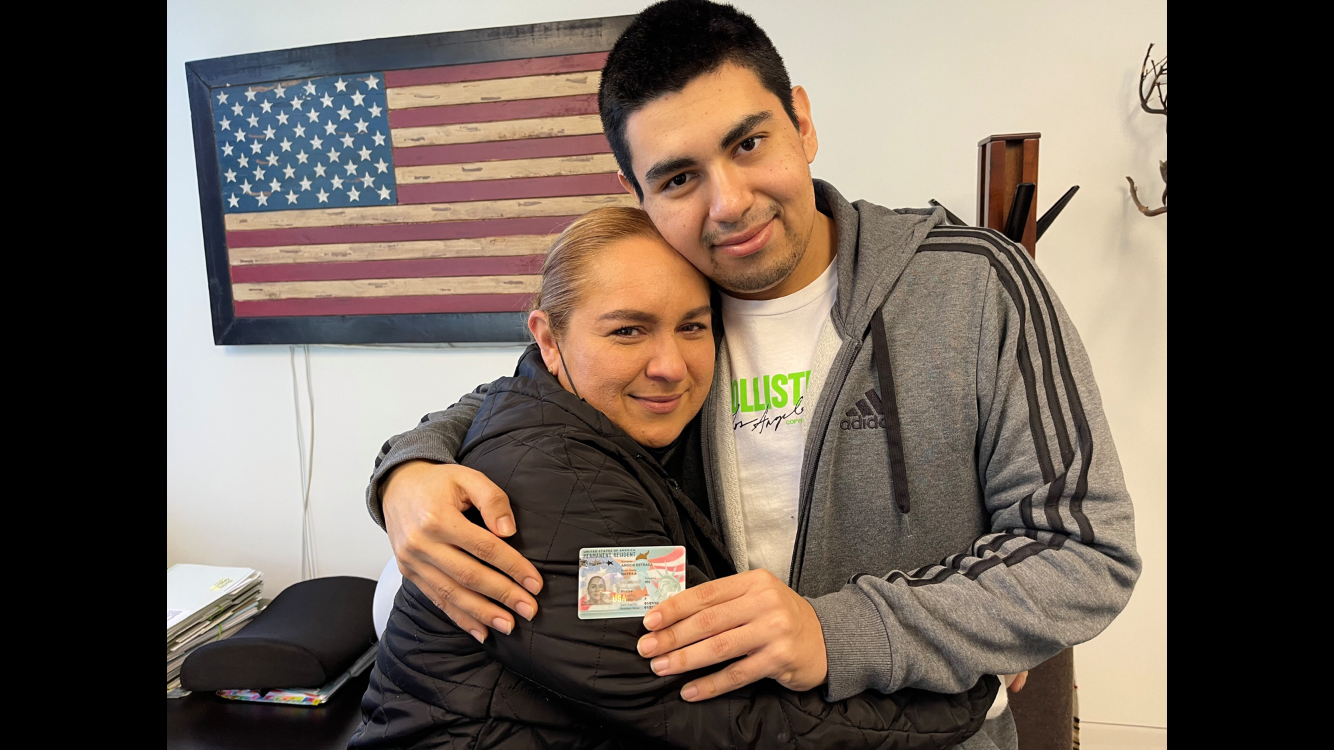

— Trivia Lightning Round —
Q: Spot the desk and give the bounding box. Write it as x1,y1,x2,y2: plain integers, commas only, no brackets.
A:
166,671,369,750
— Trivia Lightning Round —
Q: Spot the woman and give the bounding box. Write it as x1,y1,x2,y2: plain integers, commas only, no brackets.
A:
352,207,997,749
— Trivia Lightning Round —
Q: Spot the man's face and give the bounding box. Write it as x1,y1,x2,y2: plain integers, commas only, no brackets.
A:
620,63,820,295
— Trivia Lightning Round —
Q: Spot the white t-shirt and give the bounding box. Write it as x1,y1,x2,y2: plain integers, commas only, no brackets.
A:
720,260,838,582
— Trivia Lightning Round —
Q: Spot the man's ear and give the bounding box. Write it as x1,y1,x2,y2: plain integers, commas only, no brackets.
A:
791,85,819,165
527,310,562,375
617,170,642,203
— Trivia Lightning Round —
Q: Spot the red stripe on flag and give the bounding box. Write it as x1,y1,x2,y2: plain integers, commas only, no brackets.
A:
230,255,547,283
234,293,535,317
396,173,622,205
388,94,598,129
384,52,608,88
392,134,610,167
225,215,580,248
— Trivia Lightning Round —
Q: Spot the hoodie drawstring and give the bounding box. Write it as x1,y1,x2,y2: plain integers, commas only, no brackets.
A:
869,304,911,515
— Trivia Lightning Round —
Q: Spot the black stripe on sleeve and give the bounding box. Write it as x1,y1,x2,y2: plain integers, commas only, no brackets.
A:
964,540,1051,580
887,566,957,587
1002,239,1098,544
973,532,1021,558
931,228,1076,536
921,232,1098,544
934,230,1074,465
918,243,1056,488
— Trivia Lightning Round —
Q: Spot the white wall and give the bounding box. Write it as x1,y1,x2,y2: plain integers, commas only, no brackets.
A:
167,0,1166,733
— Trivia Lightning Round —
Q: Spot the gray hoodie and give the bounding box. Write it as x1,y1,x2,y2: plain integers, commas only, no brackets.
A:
367,181,1139,710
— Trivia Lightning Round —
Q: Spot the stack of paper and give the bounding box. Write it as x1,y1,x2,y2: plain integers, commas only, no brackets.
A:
167,564,264,697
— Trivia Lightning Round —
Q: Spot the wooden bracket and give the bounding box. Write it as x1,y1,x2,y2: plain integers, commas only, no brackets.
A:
977,133,1040,257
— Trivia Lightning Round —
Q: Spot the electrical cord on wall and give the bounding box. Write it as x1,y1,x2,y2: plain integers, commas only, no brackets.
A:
289,345,318,580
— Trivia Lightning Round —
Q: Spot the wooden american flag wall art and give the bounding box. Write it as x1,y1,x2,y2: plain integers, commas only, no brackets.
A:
186,15,636,344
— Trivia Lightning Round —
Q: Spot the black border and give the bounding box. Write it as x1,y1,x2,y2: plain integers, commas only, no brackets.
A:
185,15,635,345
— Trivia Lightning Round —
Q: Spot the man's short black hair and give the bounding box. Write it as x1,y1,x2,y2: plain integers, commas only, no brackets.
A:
599,0,798,199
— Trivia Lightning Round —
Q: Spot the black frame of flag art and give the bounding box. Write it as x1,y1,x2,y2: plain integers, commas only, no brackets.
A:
185,15,634,345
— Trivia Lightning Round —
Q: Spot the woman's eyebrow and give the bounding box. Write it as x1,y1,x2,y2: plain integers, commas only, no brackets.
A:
596,309,657,324
678,305,712,323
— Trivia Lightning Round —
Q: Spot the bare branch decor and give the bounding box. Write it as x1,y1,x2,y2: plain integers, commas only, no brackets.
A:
1127,43,1167,217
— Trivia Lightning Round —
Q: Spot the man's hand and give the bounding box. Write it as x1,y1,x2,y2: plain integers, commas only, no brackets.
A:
382,460,543,642
636,569,827,702
1007,671,1028,692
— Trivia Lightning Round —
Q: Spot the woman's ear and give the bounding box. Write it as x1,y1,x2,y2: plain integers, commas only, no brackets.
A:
528,310,562,375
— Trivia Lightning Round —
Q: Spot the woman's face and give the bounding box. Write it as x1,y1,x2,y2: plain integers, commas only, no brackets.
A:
529,235,715,448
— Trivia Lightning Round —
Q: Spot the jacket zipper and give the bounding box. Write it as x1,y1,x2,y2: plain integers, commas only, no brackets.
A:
786,336,863,590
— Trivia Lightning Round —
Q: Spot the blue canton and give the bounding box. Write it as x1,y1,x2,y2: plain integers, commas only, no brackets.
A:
211,74,397,213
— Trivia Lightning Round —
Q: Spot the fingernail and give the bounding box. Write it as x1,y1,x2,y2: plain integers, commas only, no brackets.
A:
469,629,486,644
643,611,662,629
496,516,516,536
637,636,657,656
491,617,513,635
523,577,542,595
681,685,698,701
651,657,669,674
515,601,535,621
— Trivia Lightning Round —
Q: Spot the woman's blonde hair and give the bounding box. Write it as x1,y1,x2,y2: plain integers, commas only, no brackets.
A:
531,206,666,337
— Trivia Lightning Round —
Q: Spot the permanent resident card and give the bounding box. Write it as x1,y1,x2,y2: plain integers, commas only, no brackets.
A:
577,546,687,620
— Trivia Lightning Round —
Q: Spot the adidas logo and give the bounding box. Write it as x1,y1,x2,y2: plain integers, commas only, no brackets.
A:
840,388,888,430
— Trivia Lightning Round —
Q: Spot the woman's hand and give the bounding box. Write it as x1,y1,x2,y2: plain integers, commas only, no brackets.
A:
382,461,544,641
636,569,827,701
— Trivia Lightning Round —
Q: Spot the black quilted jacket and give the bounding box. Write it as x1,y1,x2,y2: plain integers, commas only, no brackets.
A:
351,346,997,749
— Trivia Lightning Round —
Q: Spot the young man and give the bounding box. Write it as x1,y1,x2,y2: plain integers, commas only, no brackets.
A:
369,1,1139,746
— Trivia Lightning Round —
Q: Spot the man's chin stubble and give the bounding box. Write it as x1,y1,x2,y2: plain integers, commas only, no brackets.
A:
711,241,805,294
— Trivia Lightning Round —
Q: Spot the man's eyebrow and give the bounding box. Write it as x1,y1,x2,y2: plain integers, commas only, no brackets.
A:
596,309,658,324
679,305,712,322
643,156,697,188
719,111,772,150
640,111,774,188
